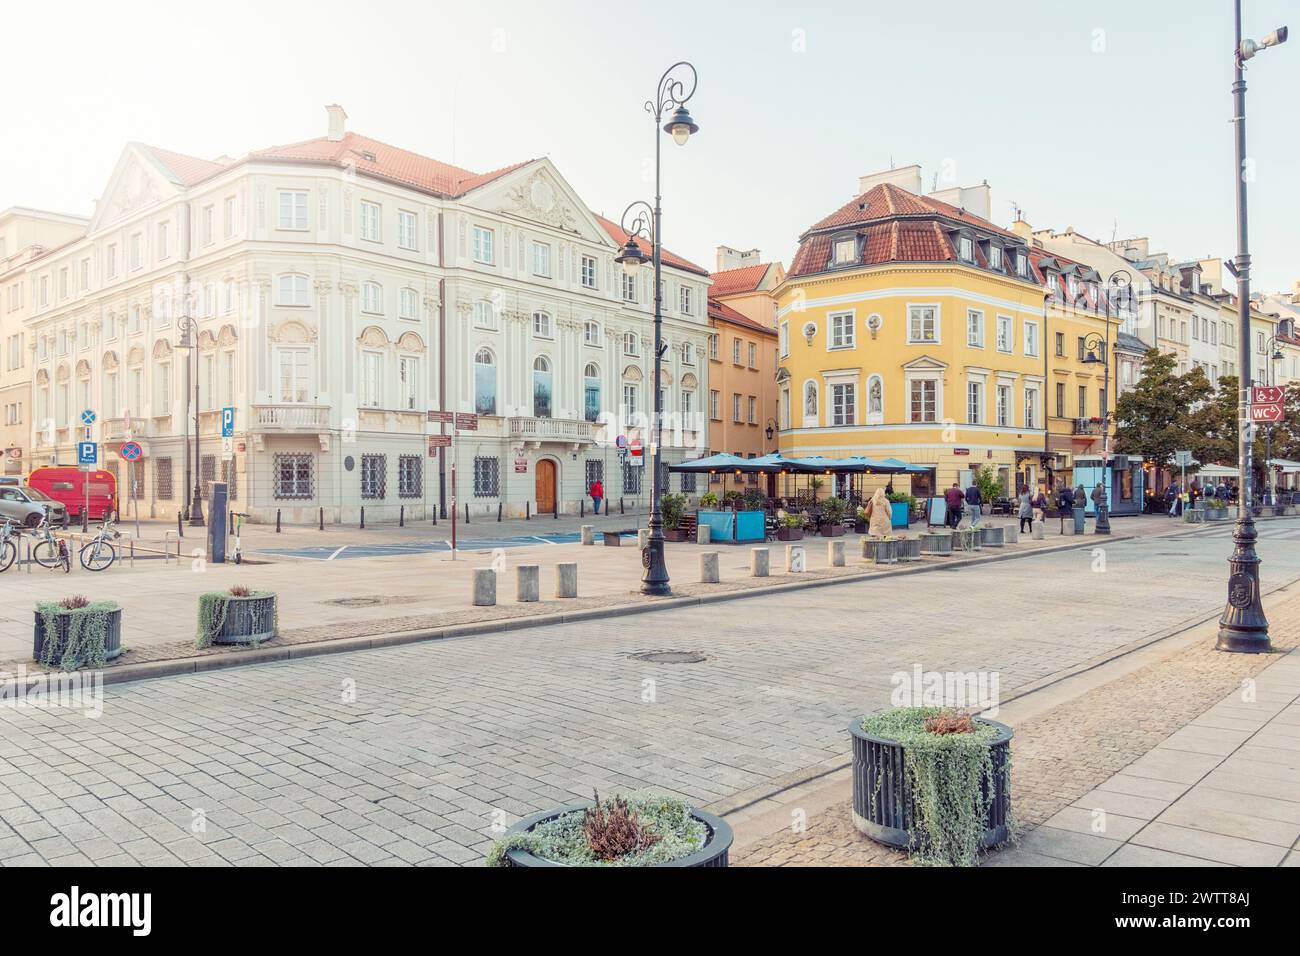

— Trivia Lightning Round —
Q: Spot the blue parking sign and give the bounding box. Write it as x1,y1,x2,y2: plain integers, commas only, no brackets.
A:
221,406,235,438
78,441,98,466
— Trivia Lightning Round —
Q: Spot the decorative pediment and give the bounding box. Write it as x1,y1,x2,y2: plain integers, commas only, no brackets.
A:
152,339,172,359
902,354,948,371
357,325,390,348
622,365,644,382
127,347,145,366
216,324,239,348
56,363,70,383
467,158,612,247
102,351,119,372
35,369,49,387
681,372,699,389
91,146,181,230
76,359,92,378
270,320,316,345
396,331,426,353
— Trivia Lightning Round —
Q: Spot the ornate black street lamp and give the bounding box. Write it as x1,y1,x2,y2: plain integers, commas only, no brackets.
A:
613,61,699,597
178,316,204,527
1219,2,1286,653
1082,331,1112,534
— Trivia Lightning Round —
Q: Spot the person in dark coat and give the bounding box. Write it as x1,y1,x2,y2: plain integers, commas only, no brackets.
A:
944,482,964,529
965,481,983,529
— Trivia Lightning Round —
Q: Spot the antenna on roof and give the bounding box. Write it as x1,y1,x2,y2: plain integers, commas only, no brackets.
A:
1110,218,1118,244
932,173,938,191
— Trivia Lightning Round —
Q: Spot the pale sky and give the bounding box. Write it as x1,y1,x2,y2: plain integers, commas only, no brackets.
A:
4,0,1297,291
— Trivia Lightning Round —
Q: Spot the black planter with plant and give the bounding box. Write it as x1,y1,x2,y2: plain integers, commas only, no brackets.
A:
818,496,848,536
489,792,732,867
33,597,122,671
660,492,689,542
850,707,1012,866
196,586,277,648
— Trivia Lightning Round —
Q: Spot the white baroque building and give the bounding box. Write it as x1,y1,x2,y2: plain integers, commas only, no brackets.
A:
21,106,712,523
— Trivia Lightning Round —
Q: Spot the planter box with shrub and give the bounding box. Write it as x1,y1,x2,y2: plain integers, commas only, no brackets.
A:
897,537,922,561
861,537,899,564
196,587,278,648
489,793,732,868
850,707,1012,866
34,597,122,670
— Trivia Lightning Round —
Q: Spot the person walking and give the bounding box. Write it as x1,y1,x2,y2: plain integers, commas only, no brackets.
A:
867,486,892,538
589,477,604,516
1017,486,1034,535
1032,486,1048,525
964,479,983,529
1167,481,1180,517
1091,481,1106,522
944,481,964,530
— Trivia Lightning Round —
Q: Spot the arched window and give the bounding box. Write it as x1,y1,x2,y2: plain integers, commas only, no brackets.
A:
532,355,552,418
276,273,309,307
583,362,601,423
474,348,496,416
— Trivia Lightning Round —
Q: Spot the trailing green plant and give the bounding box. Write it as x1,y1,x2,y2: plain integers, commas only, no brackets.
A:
860,706,1010,867
698,491,719,507
36,598,118,671
741,487,766,511
818,496,848,524
659,493,688,531
196,586,276,649
486,793,708,867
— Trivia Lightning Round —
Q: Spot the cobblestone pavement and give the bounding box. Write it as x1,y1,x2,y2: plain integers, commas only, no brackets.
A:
1,520,1298,867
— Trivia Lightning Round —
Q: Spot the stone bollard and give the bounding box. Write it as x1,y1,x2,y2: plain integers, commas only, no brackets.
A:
580,525,594,546
1032,522,1045,540
472,568,497,606
638,529,650,549
516,565,539,602
699,551,720,584
1004,524,1019,544
1061,521,1076,537
785,544,806,573
750,547,770,577
827,539,845,567
555,562,578,598
697,523,711,545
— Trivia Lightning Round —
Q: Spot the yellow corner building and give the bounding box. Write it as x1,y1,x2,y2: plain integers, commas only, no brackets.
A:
774,167,1120,498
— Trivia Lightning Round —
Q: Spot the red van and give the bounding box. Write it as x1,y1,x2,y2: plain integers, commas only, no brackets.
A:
27,467,118,522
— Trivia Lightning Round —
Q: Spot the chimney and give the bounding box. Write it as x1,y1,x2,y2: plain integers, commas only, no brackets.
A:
1292,278,1300,302
1010,217,1033,240
326,104,348,142
715,245,762,271
858,164,922,196
927,182,992,221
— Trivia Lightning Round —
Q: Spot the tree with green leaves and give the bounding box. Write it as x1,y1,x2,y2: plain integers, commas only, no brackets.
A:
1113,349,1213,467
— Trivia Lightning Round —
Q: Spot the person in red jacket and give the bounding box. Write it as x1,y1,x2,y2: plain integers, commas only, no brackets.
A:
943,482,964,529
589,478,604,515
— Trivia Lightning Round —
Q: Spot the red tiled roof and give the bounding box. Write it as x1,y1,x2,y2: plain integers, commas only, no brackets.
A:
709,262,770,296
1029,248,1115,315
811,183,1019,238
249,132,534,198
593,214,709,277
707,297,775,336
139,145,231,187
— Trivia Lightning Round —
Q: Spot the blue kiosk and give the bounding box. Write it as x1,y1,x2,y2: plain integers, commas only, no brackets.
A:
1072,454,1145,516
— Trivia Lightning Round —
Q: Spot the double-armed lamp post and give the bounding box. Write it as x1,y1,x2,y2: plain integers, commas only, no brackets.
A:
1082,331,1112,534
1218,1,1287,653
614,61,700,597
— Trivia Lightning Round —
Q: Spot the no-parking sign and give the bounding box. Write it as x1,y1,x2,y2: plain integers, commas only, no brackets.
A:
120,441,143,462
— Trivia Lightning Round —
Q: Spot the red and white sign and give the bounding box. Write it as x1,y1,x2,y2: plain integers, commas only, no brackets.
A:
1252,385,1284,405
427,435,452,455
427,410,454,424
514,458,528,473
629,438,643,458
1250,403,1285,423
454,412,478,431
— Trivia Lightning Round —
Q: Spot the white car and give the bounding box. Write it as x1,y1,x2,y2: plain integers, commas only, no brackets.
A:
0,486,69,528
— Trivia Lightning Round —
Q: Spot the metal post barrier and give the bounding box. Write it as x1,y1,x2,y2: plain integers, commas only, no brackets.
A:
581,499,585,518
465,503,470,524
526,501,530,521
81,511,88,533
360,507,365,530
400,505,405,528
178,511,184,538
431,507,437,526
129,540,135,569
163,530,179,566
276,509,282,533
497,502,503,522
25,538,31,574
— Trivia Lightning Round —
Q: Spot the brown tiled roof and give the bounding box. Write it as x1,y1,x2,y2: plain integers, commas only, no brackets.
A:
139,145,231,187
709,262,770,296
594,214,709,276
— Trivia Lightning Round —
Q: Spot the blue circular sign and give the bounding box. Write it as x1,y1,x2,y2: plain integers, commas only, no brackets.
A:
120,441,143,462
80,409,96,426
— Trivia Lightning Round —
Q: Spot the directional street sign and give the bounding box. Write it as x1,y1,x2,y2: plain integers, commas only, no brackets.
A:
221,406,236,438
1251,385,1284,405
80,409,96,427
77,442,97,466
1250,403,1285,424
454,412,478,431
427,435,452,454
120,441,143,462
427,410,454,424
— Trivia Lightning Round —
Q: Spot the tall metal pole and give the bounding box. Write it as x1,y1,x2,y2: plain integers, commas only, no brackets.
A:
182,323,192,522
1218,0,1269,651
1095,328,1112,534
643,92,670,596
189,327,205,527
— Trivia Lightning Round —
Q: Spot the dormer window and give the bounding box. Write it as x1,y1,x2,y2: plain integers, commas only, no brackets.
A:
832,236,857,265
988,245,1003,270
1016,252,1028,277
1068,276,1079,298
1046,273,1059,293
958,236,974,262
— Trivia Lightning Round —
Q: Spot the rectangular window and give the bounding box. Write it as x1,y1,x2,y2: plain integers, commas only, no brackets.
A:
967,381,983,424
473,300,497,330
277,274,309,306
1056,382,1066,418
278,348,311,403
398,355,418,410
273,453,314,499
779,322,789,357
831,383,855,426
397,210,417,250
958,236,973,261
1023,321,1039,357
679,286,692,315
747,395,757,424
621,272,636,302
996,384,1010,426
908,305,937,343
967,309,984,348
361,352,382,407
624,332,639,356
996,315,1012,352
360,454,386,499
1024,387,1038,429
748,342,757,367
584,320,601,346
989,246,1003,270
622,459,642,495
1055,331,1065,356
532,311,552,337
622,383,639,421
106,246,117,278
581,255,597,289
909,379,937,423
473,456,500,497
1078,385,1088,418
225,196,237,237
732,393,742,423
472,226,494,264
832,238,856,264
399,288,418,320
397,455,422,498
360,201,381,242
829,312,854,349
532,241,551,277
202,207,214,246
157,222,170,260
278,191,308,230
709,390,720,420
732,338,742,364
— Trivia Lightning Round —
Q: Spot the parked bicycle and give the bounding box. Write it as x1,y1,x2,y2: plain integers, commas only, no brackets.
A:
0,517,18,573
31,507,71,573
79,511,120,572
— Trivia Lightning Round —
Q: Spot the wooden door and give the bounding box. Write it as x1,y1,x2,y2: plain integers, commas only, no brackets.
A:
536,459,556,514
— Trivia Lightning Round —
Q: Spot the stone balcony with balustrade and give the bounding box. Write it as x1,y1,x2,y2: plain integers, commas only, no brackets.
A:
251,404,331,431
507,416,596,445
